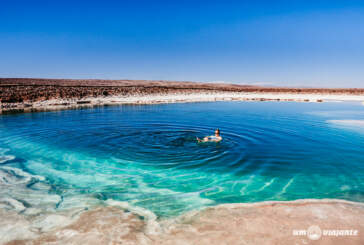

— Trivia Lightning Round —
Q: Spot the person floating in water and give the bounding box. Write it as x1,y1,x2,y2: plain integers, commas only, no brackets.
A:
197,129,222,143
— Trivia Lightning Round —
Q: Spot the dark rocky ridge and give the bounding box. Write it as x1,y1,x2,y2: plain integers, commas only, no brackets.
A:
1,78,364,104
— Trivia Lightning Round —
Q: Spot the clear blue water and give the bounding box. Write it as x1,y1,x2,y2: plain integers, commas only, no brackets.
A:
1,101,364,217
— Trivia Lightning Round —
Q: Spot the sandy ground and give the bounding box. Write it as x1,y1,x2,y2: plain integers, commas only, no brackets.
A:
3,199,363,245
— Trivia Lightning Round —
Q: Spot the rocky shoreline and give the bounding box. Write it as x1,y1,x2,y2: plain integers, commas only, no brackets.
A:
2,78,364,113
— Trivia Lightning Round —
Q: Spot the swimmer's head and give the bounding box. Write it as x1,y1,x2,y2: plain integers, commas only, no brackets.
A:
215,129,220,136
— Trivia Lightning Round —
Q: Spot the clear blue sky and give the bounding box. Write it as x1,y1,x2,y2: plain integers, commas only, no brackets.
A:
1,0,363,87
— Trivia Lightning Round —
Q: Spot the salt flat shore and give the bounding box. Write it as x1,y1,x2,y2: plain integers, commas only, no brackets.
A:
3,92,364,114
1,78,364,113
3,199,363,245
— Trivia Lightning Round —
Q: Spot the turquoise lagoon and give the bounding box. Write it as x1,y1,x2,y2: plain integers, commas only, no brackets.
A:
0,101,364,217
